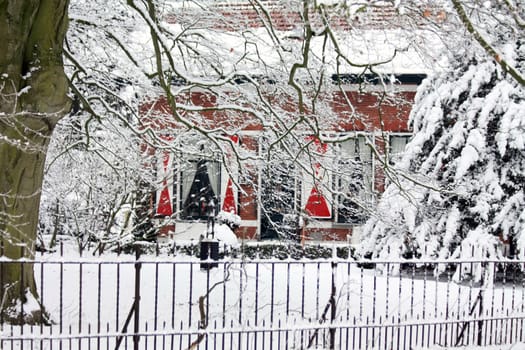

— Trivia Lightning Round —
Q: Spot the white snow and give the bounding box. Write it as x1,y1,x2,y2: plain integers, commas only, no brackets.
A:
455,129,484,180
213,223,240,248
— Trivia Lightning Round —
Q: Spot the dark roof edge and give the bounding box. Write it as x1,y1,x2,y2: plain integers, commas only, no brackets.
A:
168,73,428,86
331,73,427,85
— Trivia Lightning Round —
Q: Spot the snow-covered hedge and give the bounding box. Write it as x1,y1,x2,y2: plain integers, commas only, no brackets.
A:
118,240,355,260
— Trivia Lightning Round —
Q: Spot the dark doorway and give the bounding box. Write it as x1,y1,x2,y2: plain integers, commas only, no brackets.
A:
260,162,299,240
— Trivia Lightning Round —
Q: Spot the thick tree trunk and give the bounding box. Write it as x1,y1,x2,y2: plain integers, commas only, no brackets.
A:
0,0,71,324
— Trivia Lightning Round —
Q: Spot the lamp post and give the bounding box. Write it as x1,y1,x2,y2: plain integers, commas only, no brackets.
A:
200,198,219,270
206,198,215,239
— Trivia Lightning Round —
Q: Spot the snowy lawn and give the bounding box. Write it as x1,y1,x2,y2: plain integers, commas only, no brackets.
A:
2,246,525,349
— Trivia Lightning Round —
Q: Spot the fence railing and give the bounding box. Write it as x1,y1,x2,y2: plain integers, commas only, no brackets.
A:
1,246,524,350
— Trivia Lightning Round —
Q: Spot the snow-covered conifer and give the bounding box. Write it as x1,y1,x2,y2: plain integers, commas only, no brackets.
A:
360,42,525,263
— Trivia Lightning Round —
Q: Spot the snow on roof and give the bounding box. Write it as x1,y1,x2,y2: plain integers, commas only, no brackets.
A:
165,1,446,31
159,1,444,78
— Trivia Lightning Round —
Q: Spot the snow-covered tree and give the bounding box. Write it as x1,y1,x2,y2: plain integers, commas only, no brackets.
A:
35,0,153,251
39,112,156,254
0,0,159,323
449,0,525,87
359,42,525,264
0,0,71,324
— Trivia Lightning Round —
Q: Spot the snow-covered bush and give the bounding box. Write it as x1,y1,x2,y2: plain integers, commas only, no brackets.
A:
216,210,241,231
107,240,352,260
212,224,240,250
360,43,525,265
212,211,242,249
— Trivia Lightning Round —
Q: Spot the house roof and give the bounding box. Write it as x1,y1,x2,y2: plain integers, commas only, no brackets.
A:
147,1,447,86
165,1,446,31
128,0,446,95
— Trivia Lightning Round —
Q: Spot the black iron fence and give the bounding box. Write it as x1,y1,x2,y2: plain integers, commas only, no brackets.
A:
1,246,524,349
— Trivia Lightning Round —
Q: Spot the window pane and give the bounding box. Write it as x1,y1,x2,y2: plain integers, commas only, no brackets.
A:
181,159,221,220
389,135,411,165
335,136,373,224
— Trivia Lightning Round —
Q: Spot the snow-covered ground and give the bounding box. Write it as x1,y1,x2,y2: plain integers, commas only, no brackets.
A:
2,245,525,349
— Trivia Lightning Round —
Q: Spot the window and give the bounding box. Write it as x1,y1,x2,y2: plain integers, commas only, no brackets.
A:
180,159,221,220
389,135,411,165
260,161,300,240
334,135,374,224
258,136,301,240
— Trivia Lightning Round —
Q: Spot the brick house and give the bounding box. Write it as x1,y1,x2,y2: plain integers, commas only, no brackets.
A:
140,1,436,243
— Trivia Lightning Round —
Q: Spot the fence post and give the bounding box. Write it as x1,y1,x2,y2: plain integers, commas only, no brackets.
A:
20,245,24,324
477,263,485,346
0,240,3,325
133,247,142,350
477,290,483,346
329,261,337,350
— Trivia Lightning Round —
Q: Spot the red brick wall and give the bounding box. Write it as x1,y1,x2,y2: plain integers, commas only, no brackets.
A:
141,90,415,133
142,88,414,241
330,91,415,132
236,226,257,240
239,185,257,221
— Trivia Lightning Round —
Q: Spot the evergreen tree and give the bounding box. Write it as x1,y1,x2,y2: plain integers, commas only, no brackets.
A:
360,42,525,264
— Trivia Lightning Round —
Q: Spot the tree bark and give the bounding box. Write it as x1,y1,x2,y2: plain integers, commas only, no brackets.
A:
0,0,71,324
